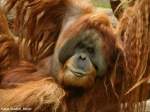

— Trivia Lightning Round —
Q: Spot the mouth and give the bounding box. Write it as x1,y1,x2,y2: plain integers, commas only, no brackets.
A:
70,69,86,77
67,66,86,78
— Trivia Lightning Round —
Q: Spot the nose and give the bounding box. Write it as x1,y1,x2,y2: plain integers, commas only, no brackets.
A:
79,53,87,61
77,53,88,70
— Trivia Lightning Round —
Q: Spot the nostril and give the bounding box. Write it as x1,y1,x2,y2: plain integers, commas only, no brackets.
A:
79,54,86,61
76,53,89,70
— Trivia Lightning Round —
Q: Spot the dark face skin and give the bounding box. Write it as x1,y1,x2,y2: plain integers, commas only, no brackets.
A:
53,29,107,89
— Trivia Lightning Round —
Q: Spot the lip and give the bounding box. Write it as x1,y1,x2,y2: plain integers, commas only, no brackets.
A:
67,67,86,77
71,70,86,77
66,64,87,77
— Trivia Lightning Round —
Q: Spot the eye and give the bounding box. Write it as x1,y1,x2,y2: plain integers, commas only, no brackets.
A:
87,47,94,54
78,43,84,49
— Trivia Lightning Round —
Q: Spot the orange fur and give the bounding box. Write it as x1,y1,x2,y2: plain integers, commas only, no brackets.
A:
0,0,120,111
0,0,149,112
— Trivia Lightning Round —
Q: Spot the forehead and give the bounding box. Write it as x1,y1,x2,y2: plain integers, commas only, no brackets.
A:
76,29,103,47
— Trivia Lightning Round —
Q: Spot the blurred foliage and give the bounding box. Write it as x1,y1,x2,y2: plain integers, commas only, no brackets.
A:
91,0,111,8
